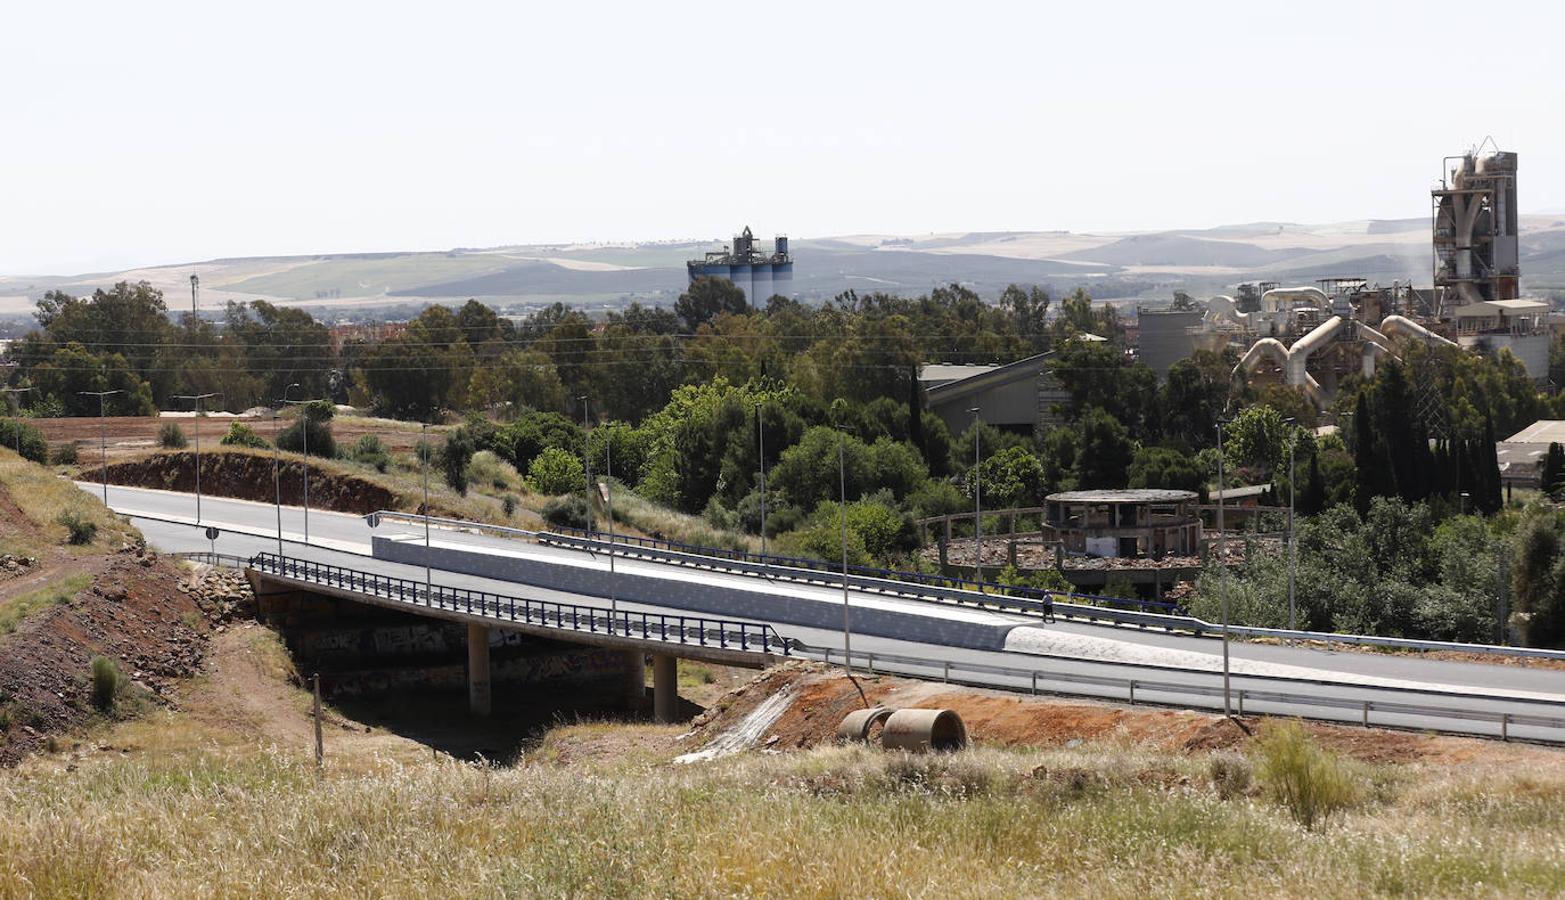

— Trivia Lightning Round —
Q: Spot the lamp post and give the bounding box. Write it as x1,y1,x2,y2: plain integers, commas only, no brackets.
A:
1,386,35,456
1284,416,1297,636
578,396,594,537
605,421,617,620
278,384,320,545
969,406,983,589
422,421,432,604
272,413,283,557
78,389,123,505
756,401,768,559
1216,418,1231,718
837,423,852,673
173,392,221,524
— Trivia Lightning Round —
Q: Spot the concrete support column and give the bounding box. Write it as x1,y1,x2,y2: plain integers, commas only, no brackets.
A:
621,650,647,710
937,535,949,569
652,654,679,723
467,623,491,717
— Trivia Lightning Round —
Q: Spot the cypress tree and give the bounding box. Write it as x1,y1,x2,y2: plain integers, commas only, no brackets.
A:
1480,413,1503,514
1303,449,1325,514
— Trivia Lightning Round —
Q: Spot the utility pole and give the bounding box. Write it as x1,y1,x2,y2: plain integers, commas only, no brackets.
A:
189,273,200,317
78,389,123,505
606,424,617,620
279,384,322,545
173,392,221,524
969,406,983,589
1216,419,1231,718
422,422,432,604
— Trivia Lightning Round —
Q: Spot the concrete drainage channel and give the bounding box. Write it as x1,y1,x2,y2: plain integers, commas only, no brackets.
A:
837,708,969,752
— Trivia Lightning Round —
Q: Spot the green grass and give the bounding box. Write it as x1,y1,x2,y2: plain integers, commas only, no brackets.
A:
0,448,139,554
0,574,90,636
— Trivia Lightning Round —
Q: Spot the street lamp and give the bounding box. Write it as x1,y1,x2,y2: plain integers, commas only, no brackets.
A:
1284,416,1297,636
272,413,284,557
1,386,35,456
1216,418,1231,718
604,420,618,620
173,392,221,524
422,421,432,604
278,384,322,545
969,406,983,589
755,401,768,559
836,422,852,673
578,395,593,537
78,389,123,505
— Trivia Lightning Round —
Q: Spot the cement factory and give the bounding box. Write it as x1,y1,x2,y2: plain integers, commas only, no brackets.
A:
1139,144,1548,411
686,226,793,306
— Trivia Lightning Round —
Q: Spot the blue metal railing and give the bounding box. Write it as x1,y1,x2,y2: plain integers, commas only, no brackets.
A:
248,553,790,657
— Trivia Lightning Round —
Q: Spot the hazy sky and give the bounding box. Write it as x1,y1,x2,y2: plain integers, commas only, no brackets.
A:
5,1,1564,274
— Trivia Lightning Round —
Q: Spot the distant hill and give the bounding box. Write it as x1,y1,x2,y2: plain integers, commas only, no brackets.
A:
5,215,1565,321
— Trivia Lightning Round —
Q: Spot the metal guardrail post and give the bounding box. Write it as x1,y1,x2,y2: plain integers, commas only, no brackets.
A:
1362,701,1370,727
1128,680,1136,705
1237,690,1245,716
942,661,950,683
1031,672,1038,695
1502,713,1510,742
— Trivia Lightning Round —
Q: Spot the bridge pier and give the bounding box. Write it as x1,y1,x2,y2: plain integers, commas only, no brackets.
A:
621,650,647,710
467,623,491,716
652,653,679,723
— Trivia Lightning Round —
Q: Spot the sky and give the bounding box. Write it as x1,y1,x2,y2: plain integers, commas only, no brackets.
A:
4,0,1564,274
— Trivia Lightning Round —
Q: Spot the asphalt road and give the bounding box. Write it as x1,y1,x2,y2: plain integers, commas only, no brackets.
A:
91,482,1565,741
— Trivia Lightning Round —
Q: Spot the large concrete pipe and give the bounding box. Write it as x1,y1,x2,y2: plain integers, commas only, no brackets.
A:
1233,337,1288,382
1260,286,1329,313
881,708,968,753
1380,315,1459,349
1285,316,1344,386
1204,295,1253,329
837,707,894,743
1362,340,1390,378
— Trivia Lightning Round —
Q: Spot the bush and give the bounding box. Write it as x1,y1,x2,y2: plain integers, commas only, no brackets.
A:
50,442,78,465
468,450,519,491
442,427,476,496
220,422,270,449
542,494,590,530
528,447,585,495
58,510,98,545
0,419,49,464
347,434,392,472
501,494,519,518
1208,752,1253,800
90,656,120,711
276,416,336,459
1253,720,1359,830
158,422,188,449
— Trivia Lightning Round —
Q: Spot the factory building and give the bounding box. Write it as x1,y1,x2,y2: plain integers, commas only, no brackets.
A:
1136,307,1203,377
919,351,1068,436
686,226,792,306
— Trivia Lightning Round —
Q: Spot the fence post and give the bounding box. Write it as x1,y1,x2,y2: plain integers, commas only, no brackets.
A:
312,673,324,771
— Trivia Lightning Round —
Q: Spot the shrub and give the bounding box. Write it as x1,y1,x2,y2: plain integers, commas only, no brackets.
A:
158,422,188,449
1253,720,1359,830
347,435,392,473
90,656,121,711
276,416,336,459
51,442,78,465
0,419,49,464
542,494,590,530
220,422,270,449
442,427,476,496
501,494,519,518
58,510,98,545
528,447,585,495
1209,752,1253,800
468,450,519,491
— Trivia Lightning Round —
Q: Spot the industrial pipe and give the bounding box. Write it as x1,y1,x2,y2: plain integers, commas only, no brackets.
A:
881,708,968,752
1380,315,1459,349
836,707,894,743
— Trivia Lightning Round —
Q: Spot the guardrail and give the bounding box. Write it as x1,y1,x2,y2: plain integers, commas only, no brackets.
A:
170,551,249,569
364,509,1565,663
792,642,1565,741
248,553,790,657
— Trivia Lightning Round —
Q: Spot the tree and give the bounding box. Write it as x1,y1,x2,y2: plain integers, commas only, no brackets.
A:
965,446,1047,508
442,427,477,495
527,447,585,495
1127,446,1208,499
770,425,873,511
1544,443,1565,495
675,276,749,332
1224,404,1288,476
1074,407,1134,489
